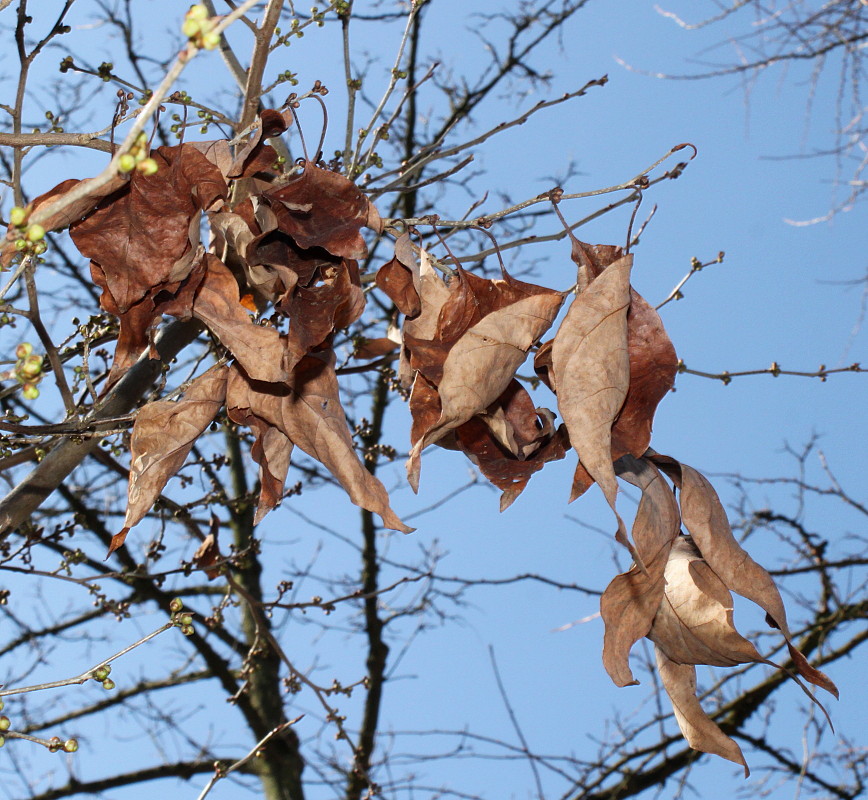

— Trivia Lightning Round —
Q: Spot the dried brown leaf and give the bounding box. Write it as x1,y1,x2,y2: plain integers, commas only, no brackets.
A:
551,254,632,549
265,161,377,260
655,647,750,776
227,353,412,533
601,456,680,686
406,268,563,491
192,255,289,383
113,364,229,553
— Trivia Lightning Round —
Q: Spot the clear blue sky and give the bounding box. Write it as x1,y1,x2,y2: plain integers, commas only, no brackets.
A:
1,2,864,798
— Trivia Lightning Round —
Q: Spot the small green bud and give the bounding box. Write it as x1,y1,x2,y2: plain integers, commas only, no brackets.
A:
186,4,209,21
14,239,27,251
0,716,10,731
102,678,115,691
9,206,26,227
180,624,194,636
15,342,32,359
22,383,39,400
179,613,193,626
32,240,47,255
0,736,5,747
25,224,45,242
201,31,220,50
48,736,63,752
63,739,79,753
137,157,159,176
169,597,184,613
117,154,136,173
93,665,111,681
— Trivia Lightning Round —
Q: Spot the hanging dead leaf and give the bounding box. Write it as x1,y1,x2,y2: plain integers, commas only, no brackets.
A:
600,456,680,687
112,364,229,553
227,352,412,533
551,254,632,551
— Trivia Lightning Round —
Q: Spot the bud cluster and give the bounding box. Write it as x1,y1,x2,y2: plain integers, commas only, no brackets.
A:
1,342,44,399
117,132,158,176
170,597,195,635
5,206,46,260
183,5,221,50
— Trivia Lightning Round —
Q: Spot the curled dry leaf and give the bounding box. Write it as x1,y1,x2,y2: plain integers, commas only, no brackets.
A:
655,648,750,776
601,454,838,772
193,515,225,580
405,266,564,491
112,364,229,553
192,255,289,384
264,160,379,260
601,455,680,687
648,451,839,698
227,353,412,533
551,254,632,550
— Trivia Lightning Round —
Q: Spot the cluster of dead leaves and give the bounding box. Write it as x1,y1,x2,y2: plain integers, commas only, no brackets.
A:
3,108,837,772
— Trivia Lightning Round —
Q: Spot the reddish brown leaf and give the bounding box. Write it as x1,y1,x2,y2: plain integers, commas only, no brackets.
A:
265,160,379,260
227,353,412,533
611,290,677,458
192,255,289,383
227,108,290,178
114,364,229,552
353,337,400,360
1,174,128,267
376,256,421,317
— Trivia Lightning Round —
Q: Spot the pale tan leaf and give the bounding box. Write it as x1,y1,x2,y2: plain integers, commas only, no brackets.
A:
601,456,681,686
227,354,412,533
117,364,229,551
655,646,750,776
551,255,632,547
648,537,764,667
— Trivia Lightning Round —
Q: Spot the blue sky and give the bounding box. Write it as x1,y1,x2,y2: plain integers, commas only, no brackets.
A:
1,2,865,798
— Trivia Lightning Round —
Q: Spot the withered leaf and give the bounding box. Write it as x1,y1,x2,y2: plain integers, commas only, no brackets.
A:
112,364,229,553
227,352,412,533
193,515,224,580
406,266,564,491
551,254,632,549
71,144,227,314
376,255,421,317
226,365,293,525
649,452,839,698
192,255,289,384
453,381,567,511
648,537,765,668
601,456,680,686
655,647,750,776
265,161,379,260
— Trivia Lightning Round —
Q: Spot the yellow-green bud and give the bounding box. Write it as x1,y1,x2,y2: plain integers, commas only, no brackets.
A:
93,665,111,681
32,240,47,255
9,207,26,227
117,154,136,173
15,342,32,359
22,383,39,400
25,224,45,242
186,4,209,21
201,31,220,50
0,716,10,731
137,157,159,176
169,597,184,613
182,18,202,37
63,739,79,753
102,678,116,690
14,238,27,251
